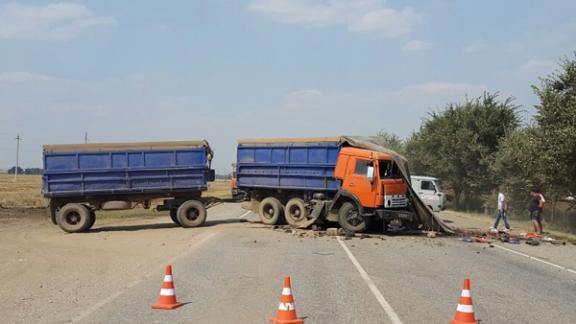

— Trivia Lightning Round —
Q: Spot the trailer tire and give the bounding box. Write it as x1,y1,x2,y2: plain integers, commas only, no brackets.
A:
338,202,366,233
85,210,96,230
57,203,93,233
177,200,206,228
259,197,283,225
285,198,308,227
170,208,181,226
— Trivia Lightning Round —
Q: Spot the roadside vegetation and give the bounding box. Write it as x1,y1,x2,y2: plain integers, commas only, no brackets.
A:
0,173,46,208
380,52,576,233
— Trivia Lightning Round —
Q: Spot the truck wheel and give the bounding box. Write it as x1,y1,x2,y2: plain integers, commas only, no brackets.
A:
170,208,181,226
338,202,366,233
177,200,207,228
285,198,308,227
259,197,283,225
57,203,92,233
85,210,96,230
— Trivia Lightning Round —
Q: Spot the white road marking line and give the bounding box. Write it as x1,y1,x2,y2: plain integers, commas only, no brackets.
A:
493,244,576,275
238,211,251,219
337,237,403,324
71,231,219,323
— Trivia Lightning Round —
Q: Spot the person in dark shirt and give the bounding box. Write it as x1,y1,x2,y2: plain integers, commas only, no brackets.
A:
528,188,546,234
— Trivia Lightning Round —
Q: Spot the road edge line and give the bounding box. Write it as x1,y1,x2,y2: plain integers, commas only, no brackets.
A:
337,237,403,324
493,244,576,275
238,211,251,219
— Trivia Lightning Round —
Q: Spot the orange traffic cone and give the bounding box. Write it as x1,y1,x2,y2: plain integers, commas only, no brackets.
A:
151,265,183,310
270,276,304,324
451,278,478,324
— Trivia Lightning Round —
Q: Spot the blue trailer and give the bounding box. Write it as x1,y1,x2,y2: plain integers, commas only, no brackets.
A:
43,140,215,232
236,139,341,192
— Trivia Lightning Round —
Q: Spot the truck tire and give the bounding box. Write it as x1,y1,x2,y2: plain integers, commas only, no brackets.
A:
285,198,308,227
170,208,181,226
57,203,93,233
338,202,367,233
177,200,207,228
259,197,283,225
85,210,96,230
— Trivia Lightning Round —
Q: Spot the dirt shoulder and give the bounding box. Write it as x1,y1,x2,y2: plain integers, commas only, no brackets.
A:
440,209,576,242
0,208,221,324
439,209,576,271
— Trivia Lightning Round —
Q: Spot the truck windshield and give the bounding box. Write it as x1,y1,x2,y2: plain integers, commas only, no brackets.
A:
379,160,400,178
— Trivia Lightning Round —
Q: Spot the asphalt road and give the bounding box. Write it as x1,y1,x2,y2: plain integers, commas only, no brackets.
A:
77,203,576,324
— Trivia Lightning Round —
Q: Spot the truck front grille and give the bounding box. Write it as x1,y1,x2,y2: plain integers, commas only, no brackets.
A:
384,195,408,208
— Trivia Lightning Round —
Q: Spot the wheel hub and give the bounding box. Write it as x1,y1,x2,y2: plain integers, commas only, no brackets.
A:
186,208,199,220
66,212,80,225
346,209,362,226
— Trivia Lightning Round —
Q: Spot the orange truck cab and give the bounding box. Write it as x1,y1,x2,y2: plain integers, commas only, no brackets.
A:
334,147,408,209
330,147,412,231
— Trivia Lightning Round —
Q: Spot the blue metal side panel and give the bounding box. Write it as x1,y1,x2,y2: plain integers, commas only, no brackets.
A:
43,147,212,198
236,142,341,192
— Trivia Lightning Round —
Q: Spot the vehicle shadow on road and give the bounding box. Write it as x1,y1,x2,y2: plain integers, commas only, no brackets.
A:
88,218,248,233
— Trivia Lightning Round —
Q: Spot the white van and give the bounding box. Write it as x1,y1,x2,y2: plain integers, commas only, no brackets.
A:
410,176,445,212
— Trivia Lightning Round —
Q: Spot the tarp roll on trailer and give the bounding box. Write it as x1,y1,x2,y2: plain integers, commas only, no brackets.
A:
238,136,454,233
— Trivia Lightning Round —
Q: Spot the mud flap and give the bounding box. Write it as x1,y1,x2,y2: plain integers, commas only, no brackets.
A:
295,200,326,229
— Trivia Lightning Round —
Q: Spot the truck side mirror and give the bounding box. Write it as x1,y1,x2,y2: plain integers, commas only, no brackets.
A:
366,166,374,183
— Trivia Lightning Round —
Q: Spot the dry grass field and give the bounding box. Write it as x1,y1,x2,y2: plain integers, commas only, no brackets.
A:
0,174,47,208
0,173,232,209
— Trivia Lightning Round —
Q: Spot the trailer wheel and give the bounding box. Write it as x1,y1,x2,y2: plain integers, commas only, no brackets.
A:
170,208,181,226
259,197,283,225
56,203,93,233
85,210,96,230
338,202,366,233
285,198,308,227
177,200,207,228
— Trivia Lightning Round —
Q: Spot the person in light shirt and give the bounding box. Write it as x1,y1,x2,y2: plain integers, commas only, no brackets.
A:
492,187,510,232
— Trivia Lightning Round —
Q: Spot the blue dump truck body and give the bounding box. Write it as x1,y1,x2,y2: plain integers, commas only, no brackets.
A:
43,141,215,233
43,141,214,198
236,139,341,192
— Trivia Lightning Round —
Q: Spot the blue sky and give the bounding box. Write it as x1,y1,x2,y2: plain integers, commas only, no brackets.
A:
0,0,575,172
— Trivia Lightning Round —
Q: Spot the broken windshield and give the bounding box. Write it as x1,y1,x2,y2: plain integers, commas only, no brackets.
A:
379,160,400,178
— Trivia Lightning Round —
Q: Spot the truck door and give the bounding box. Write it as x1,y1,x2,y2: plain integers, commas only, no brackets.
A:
418,180,436,208
342,158,378,208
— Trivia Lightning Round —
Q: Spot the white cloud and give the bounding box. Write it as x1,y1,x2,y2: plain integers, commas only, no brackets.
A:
0,2,115,41
247,0,423,37
397,82,486,96
0,72,53,82
497,58,557,82
521,59,555,74
348,8,421,37
284,89,323,110
463,41,487,53
402,39,431,51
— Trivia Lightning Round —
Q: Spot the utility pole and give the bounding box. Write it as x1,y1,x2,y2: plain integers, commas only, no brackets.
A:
14,134,21,181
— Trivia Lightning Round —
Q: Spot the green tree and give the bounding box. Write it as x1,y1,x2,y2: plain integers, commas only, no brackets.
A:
492,127,544,208
532,54,576,198
24,168,44,175
7,166,24,174
406,92,519,208
376,130,406,155
495,53,576,209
